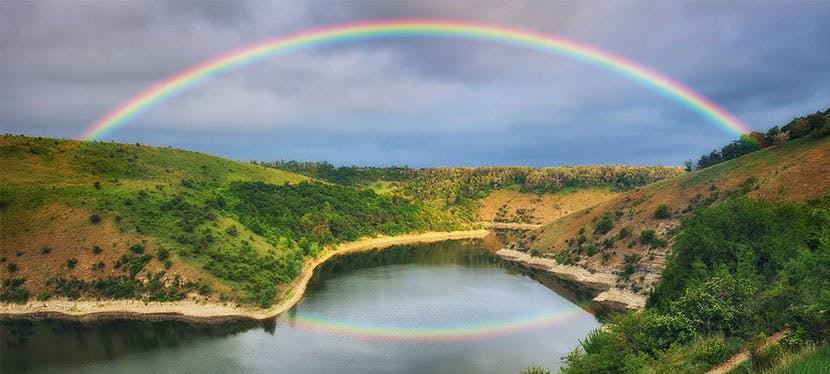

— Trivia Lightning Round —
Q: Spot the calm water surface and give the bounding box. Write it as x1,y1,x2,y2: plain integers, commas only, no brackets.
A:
1,240,599,373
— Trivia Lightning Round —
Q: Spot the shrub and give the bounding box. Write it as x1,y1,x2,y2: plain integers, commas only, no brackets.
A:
89,214,101,224
7,262,19,273
595,213,615,234
41,246,52,254
640,230,656,245
155,247,170,262
129,243,145,254
654,204,671,219
521,366,551,374
750,341,782,371
670,274,756,336
67,257,78,269
0,277,29,304
225,225,239,237
92,245,102,254
617,227,631,239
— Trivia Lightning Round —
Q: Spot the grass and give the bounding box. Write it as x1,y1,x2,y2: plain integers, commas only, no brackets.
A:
0,135,458,306
769,345,830,374
527,134,830,296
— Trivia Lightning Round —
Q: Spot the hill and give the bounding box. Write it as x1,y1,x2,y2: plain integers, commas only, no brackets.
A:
504,135,830,302
499,111,830,373
0,135,462,307
262,162,685,223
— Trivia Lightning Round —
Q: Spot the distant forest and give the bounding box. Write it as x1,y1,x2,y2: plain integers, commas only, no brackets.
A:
694,108,829,170
260,163,684,219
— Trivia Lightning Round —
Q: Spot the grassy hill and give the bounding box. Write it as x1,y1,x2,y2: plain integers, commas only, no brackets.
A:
0,135,461,306
521,135,830,295
514,111,830,373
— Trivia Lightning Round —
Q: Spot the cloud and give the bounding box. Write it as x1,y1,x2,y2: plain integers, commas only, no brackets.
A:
2,1,828,167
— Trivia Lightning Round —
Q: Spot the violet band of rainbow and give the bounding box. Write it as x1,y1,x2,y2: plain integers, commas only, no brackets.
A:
80,19,751,140
284,306,587,342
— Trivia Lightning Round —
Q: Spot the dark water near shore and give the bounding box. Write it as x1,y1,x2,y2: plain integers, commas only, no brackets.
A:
1,240,599,373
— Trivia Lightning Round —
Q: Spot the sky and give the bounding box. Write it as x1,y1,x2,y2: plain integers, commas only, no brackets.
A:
1,1,828,167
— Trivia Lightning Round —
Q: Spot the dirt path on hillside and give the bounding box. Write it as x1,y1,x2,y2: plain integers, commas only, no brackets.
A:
479,222,543,230
706,331,787,374
0,230,489,321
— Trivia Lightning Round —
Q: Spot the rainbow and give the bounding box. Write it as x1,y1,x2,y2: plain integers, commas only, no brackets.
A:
282,306,587,342
80,19,751,140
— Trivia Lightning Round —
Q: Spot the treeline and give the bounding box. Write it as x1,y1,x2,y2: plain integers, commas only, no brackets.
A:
560,197,830,373
697,108,829,169
262,162,684,220
401,166,684,218
261,160,416,186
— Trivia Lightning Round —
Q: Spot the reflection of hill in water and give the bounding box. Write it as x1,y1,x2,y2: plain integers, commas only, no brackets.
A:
308,239,598,312
1,317,269,372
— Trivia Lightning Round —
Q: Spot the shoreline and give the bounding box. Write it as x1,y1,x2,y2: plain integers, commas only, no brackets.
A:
495,248,646,310
0,229,489,322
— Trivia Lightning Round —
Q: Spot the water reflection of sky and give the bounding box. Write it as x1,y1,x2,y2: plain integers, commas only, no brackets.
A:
2,240,599,373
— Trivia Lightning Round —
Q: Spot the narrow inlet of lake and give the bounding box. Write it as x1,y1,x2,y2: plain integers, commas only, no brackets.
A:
2,239,600,373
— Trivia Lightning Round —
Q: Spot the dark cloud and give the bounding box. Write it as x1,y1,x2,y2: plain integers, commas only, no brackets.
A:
2,1,828,167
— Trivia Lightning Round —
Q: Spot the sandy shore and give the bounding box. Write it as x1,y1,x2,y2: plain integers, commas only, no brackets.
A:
0,229,489,321
495,248,646,310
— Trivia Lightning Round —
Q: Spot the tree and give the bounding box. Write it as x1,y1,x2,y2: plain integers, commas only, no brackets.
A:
654,204,671,219
683,159,693,172
670,274,756,336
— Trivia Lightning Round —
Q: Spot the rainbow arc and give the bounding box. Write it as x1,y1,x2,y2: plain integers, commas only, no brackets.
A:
80,19,751,140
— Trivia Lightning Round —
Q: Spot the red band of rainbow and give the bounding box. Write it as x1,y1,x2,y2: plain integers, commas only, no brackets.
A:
80,19,751,140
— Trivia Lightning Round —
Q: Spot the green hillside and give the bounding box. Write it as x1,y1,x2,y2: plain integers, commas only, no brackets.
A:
0,135,461,306
515,112,830,373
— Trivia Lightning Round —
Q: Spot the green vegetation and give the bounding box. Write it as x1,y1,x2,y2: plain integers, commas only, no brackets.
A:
224,181,458,246
697,108,829,169
0,135,465,307
522,366,552,374
560,197,830,373
594,213,615,235
766,344,830,374
263,163,684,220
0,278,29,304
654,204,671,219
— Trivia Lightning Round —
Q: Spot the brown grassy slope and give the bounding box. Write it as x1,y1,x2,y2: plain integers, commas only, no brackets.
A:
524,136,830,295
477,188,620,224
0,135,307,299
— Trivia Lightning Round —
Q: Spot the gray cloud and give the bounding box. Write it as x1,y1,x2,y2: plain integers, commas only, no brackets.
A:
2,1,828,167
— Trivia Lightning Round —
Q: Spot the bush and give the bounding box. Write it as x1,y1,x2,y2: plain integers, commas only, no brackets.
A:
129,243,145,254
654,204,671,219
521,366,551,374
89,214,101,224
751,341,782,371
594,213,614,235
0,277,29,304
7,262,18,273
92,245,102,254
66,257,78,269
618,227,631,239
41,246,52,254
155,247,170,262
640,230,656,245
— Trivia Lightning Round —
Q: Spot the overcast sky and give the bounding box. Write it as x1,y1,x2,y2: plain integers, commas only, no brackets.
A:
2,1,828,167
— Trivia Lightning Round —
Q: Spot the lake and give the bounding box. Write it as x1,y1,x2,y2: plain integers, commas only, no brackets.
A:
1,239,599,373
